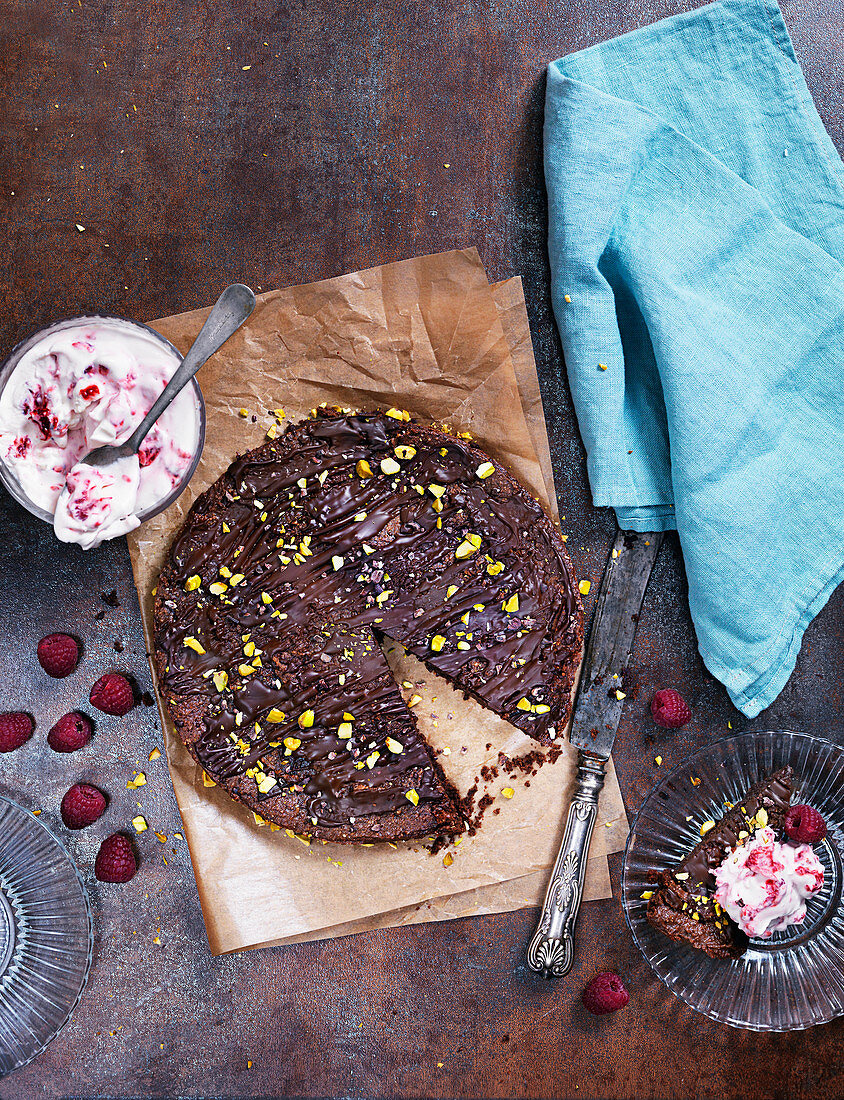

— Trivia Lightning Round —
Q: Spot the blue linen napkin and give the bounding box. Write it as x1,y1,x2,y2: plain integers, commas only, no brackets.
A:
545,0,844,717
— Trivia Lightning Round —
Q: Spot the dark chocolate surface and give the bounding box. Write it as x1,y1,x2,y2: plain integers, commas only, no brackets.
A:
154,410,582,840
645,869,748,960
680,766,793,889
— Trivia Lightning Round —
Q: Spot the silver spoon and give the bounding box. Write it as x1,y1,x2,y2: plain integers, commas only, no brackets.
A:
82,283,256,470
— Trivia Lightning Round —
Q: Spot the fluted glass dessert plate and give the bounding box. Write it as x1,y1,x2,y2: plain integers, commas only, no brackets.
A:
622,731,844,1031
0,797,93,1074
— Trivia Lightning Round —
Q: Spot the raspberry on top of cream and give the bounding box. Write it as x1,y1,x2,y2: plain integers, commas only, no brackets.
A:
0,319,199,548
714,826,824,938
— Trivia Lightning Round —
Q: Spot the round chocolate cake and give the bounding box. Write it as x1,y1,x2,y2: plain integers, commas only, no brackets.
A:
153,409,583,842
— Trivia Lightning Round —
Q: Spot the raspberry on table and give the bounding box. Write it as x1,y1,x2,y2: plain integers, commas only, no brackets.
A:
47,712,93,753
95,834,138,883
60,783,107,829
582,972,630,1015
0,712,34,753
37,633,81,678
650,688,692,729
785,804,827,845
89,673,135,716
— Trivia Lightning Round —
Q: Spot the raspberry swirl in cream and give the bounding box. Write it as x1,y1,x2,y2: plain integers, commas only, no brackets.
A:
714,826,824,938
0,319,200,548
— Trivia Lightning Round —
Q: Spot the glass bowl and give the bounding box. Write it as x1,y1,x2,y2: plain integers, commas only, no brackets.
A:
0,314,205,530
0,796,93,1074
622,730,844,1031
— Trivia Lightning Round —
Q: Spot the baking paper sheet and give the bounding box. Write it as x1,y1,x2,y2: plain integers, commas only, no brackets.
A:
128,249,627,954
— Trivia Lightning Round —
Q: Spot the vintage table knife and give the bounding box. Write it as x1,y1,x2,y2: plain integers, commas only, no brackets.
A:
527,528,663,978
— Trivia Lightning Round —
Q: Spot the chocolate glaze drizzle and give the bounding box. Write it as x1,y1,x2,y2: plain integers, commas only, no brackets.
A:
680,766,793,889
154,410,583,840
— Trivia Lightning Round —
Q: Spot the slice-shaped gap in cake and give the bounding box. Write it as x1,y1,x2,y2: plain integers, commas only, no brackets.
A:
154,410,583,841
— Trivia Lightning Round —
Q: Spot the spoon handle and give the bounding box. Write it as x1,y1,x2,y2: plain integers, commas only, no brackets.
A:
126,283,256,454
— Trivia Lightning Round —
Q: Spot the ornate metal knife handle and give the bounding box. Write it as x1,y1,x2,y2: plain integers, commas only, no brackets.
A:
527,752,606,977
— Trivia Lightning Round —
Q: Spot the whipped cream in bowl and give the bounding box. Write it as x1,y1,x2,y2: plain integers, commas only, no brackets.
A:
0,316,205,548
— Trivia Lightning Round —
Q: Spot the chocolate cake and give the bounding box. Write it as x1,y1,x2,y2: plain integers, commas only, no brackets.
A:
153,409,583,843
645,766,793,958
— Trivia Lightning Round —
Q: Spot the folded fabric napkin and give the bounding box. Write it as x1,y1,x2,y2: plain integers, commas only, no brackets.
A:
545,0,844,717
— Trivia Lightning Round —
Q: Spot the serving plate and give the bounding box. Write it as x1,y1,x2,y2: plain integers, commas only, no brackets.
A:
622,731,844,1031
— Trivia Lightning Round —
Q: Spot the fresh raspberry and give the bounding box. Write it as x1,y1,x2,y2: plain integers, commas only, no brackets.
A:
582,972,630,1015
47,712,93,753
60,783,107,829
785,805,827,845
95,834,138,883
89,673,135,716
0,712,34,753
650,688,692,729
37,633,81,678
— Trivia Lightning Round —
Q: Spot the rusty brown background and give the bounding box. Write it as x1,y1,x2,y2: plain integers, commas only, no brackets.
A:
0,0,843,1097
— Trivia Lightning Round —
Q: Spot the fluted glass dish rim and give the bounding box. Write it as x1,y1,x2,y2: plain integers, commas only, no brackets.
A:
0,795,93,1074
622,730,844,1032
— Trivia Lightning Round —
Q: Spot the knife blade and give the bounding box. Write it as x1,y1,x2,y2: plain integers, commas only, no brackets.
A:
527,528,663,978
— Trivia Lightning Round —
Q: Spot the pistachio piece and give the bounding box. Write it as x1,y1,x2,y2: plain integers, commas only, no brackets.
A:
212,670,229,692
476,461,495,479
209,582,228,596
445,584,459,599
405,788,420,806
430,634,446,652
337,722,353,738
385,737,404,753
380,456,401,475
266,708,286,723
298,710,315,729
184,575,202,592
356,459,374,479
502,594,519,614
394,445,416,460
132,815,148,832
183,636,206,654
283,736,302,750
332,555,344,571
